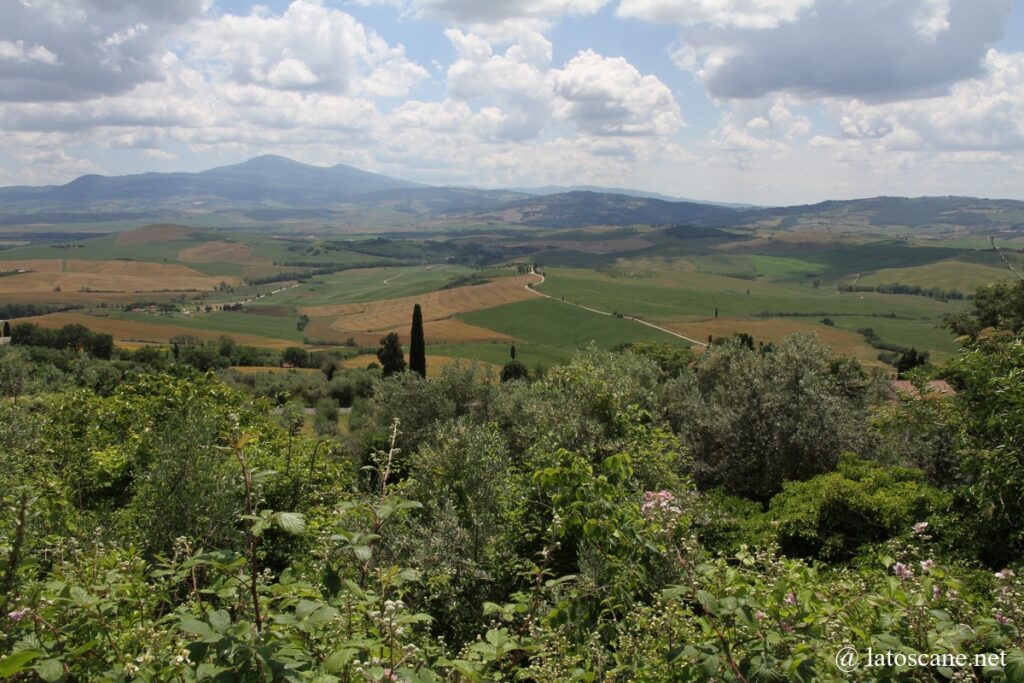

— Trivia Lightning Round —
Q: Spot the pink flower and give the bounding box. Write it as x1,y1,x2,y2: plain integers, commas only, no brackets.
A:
920,559,936,573
382,668,398,682
912,522,929,535
995,569,1016,581
784,592,797,606
995,612,1011,626
932,585,941,600
641,490,681,518
7,608,29,622
755,610,767,621
893,562,914,580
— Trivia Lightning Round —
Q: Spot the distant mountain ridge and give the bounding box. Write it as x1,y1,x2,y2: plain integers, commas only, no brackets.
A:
507,184,757,209
1,156,1023,231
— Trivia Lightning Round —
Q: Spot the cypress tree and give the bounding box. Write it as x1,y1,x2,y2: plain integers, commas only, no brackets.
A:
409,304,426,378
510,344,516,360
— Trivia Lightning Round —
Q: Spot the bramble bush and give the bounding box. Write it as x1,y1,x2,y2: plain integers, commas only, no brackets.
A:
3,331,1024,681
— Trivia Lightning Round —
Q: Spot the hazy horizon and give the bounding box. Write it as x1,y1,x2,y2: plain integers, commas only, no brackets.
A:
1,0,1023,205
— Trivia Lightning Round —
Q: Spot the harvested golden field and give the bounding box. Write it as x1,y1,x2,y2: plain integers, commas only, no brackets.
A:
115,224,196,245
301,274,537,328
0,259,65,273
230,366,319,375
0,259,236,302
664,317,885,367
304,317,514,346
341,353,501,378
178,240,270,266
20,312,297,349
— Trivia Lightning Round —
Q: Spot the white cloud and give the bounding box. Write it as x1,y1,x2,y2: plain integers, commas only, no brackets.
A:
617,0,813,30
553,50,683,136
352,0,610,30
443,31,682,139
0,0,208,101
826,50,1024,152
189,1,427,96
664,0,1010,101
0,40,60,65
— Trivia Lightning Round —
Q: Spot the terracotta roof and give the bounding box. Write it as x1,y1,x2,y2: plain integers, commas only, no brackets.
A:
887,379,957,400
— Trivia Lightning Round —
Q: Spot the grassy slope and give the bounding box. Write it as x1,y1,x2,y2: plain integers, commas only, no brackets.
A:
107,310,306,342
858,260,1020,291
254,266,477,310
535,267,963,320
443,296,687,367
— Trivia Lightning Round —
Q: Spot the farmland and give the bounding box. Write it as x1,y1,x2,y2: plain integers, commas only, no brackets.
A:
0,212,1019,373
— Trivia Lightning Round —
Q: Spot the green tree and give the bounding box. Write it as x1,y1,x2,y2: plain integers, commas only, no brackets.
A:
409,304,426,378
500,359,529,382
1,320,10,337
946,278,1024,338
282,346,309,368
377,332,406,377
313,397,339,436
663,334,870,500
896,347,929,377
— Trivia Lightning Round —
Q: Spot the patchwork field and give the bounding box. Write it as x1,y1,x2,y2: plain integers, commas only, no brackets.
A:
0,259,236,304
302,274,537,330
1,219,1013,373
19,311,297,348
177,240,270,266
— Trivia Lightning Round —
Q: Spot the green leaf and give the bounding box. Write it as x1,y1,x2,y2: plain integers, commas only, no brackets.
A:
179,616,215,638
0,650,43,677
36,658,64,682
208,610,231,634
1006,651,1024,681
273,511,307,534
697,590,719,614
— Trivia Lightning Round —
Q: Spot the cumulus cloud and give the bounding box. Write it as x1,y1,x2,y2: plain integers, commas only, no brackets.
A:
189,1,427,96
353,0,610,25
553,50,683,136
823,50,1024,152
617,0,813,30
443,31,682,140
664,0,1010,101
0,0,208,101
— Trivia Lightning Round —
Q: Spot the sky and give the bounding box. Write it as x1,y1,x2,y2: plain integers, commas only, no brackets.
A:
1,0,1023,205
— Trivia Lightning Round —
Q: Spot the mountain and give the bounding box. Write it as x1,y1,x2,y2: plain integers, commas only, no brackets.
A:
508,184,757,209
1,157,1023,232
0,155,423,211
463,191,740,228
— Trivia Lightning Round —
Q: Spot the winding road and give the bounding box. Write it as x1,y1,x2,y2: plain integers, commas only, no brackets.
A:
525,269,708,348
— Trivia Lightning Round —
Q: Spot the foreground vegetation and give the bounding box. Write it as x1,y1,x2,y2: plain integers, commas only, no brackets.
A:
1,276,1023,681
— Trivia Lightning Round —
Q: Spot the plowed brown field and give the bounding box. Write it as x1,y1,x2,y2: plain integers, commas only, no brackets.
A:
301,275,537,331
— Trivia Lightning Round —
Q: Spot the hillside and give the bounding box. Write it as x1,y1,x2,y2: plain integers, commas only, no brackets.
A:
1,157,1024,233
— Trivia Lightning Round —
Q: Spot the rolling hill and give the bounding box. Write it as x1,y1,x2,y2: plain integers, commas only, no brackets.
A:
1,156,1024,233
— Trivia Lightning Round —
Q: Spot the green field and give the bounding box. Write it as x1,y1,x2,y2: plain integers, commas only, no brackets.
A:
1,220,1006,370
247,266,477,309
858,259,1018,291
826,315,960,361
108,310,307,342
535,267,964,320
449,296,688,366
